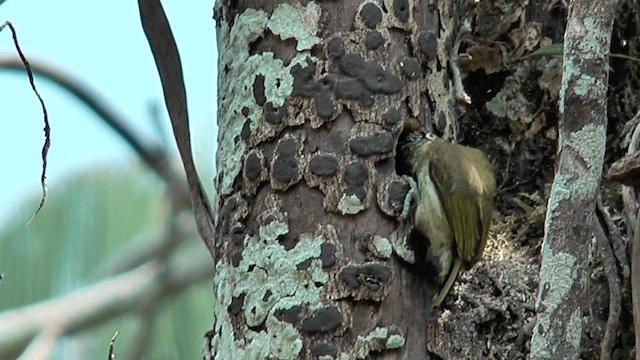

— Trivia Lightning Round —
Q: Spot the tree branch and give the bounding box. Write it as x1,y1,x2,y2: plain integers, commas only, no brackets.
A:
530,1,618,358
0,245,213,357
594,207,622,360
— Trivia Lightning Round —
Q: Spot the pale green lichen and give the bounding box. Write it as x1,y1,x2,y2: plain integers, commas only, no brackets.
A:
485,77,530,122
548,123,605,216
530,239,580,359
535,241,577,314
543,182,569,236
215,5,321,199
211,219,330,359
372,236,392,258
268,2,321,51
354,327,392,359
392,237,416,263
318,356,334,360
559,15,609,113
385,334,405,349
361,327,388,340
338,194,365,215
566,308,583,350
577,16,607,58
573,74,596,96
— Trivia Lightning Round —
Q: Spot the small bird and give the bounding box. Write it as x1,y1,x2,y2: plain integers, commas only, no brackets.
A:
398,119,496,307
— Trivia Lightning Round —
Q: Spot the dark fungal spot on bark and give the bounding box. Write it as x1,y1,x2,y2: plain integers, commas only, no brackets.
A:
253,75,266,106
344,162,368,200
383,107,402,126
360,2,382,29
349,132,395,156
320,242,337,268
301,306,343,334
365,30,384,50
274,305,302,325
311,343,338,358
327,37,345,59
272,137,299,183
399,57,423,80
296,258,312,271
335,78,374,106
231,251,243,267
241,120,251,140
244,152,263,181
418,31,438,59
264,101,288,125
309,154,339,176
388,180,410,213
393,0,410,22
228,293,245,315
341,264,391,290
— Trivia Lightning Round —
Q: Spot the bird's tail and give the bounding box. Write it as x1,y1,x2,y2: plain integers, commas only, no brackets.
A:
432,258,463,307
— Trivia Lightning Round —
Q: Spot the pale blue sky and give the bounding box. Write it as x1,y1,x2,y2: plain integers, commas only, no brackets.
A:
0,1,218,223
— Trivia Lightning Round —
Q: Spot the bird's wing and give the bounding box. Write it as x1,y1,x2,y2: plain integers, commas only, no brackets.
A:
429,142,495,265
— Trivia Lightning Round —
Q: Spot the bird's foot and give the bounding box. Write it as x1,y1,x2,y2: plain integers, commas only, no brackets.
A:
398,175,419,221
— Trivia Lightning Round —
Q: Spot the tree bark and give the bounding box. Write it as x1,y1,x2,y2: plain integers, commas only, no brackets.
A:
206,1,461,358
530,1,618,359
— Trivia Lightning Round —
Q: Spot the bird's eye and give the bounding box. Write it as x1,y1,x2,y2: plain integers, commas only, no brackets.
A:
425,133,438,141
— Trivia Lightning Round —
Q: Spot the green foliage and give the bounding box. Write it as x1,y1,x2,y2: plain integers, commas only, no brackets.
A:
0,162,211,359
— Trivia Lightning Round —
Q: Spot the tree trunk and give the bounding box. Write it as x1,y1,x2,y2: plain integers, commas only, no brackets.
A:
206,1,455,358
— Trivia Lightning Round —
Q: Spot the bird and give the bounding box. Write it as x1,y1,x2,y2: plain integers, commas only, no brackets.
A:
397,119,496,307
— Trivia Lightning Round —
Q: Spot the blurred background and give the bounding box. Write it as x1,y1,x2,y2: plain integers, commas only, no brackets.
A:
0,1,218,358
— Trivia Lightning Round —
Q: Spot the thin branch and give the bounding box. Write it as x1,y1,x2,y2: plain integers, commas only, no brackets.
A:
108,332,118,360
620,110,640,234
0,246,213,356
0,22,50,224
597,198,630,280
594,209,622,360
0,54,189,210
633,208,640,360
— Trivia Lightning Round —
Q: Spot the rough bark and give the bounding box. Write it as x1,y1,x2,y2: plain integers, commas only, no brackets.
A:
206,0,462,358
529,1,618,359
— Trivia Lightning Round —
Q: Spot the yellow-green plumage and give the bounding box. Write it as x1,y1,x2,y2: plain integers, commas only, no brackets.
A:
401,131,495,307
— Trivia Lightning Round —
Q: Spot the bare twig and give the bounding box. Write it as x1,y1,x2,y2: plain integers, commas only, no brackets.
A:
108,332,118,360
0,22,50,224
594,208,622,360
